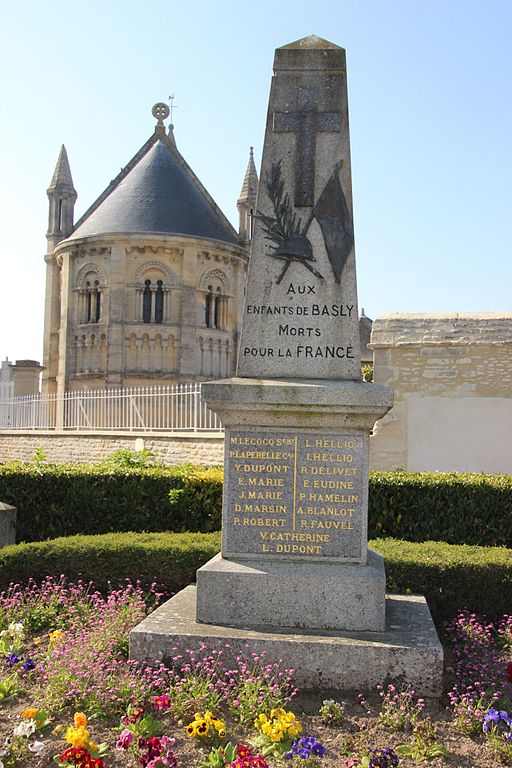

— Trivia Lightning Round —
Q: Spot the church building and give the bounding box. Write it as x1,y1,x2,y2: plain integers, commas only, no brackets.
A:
42,104,256,396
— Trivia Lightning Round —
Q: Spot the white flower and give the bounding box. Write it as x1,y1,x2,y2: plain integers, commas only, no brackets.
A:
28,741,45,754
13,721,35,738
7,622,24,639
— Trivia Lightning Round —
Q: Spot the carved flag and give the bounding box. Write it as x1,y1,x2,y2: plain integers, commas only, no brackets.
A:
312,167,354,284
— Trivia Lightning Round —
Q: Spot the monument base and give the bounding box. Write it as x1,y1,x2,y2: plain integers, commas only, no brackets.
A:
130,586,443,698
196,550,386,632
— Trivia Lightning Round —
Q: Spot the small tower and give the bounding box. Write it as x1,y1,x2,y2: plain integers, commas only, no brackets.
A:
237,146,258,243
46,145,77,251
43,145,76,395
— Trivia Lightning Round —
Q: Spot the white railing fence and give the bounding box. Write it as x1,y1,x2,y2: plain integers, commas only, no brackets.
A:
0,383,223,433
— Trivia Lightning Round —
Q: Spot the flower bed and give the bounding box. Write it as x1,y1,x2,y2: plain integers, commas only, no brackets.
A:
0,577,511,767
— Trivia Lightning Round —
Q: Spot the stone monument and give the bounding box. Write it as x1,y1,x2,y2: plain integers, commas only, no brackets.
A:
131,35,443,696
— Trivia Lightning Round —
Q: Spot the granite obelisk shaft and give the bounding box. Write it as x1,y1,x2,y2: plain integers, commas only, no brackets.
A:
237,37,360,380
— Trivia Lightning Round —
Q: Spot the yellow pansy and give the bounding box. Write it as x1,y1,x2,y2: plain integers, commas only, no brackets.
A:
65,725,89,749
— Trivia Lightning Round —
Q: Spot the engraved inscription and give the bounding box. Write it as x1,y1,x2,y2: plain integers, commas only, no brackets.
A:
224,430,365,561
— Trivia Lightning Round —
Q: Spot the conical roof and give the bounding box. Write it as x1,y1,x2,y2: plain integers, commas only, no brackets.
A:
69,135,238,245
238,147,258,204
48,145,76,195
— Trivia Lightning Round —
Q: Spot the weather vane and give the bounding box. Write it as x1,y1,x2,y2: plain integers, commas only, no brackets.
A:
168,94,178,124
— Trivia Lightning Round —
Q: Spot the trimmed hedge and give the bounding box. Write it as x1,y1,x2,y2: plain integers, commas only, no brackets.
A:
0,533,509,629
0,531,221,594
368,470,512,547
370,538,512,626
0,463,222,542
1,463,511,547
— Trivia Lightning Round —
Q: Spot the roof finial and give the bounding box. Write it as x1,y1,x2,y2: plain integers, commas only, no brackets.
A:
152,103,170,126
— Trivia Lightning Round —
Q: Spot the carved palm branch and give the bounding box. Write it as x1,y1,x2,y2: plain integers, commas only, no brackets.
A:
259,161,303,244
257,161,324,283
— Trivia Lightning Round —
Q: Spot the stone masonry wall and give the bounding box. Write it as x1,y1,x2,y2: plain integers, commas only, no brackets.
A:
0,432,224,466
370,313,512,472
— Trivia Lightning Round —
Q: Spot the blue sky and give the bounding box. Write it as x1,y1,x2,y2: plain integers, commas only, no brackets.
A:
2,0,511,362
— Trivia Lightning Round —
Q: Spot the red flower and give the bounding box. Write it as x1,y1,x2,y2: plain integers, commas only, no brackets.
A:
507,661,512,683
153,694,171,710
59,745,104,768
124,705,145,724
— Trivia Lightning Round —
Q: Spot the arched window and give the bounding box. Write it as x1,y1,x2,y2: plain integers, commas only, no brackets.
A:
94,280,101,322
77,266,104,324
201,271,228,330
205,286,213,328
143,279,152,323
85,281,92,322
141,279,165,324
135,263,174,325
214,287,221,329
155,280,164,324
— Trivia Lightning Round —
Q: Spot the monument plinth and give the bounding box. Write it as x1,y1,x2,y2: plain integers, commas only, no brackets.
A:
130,36,443,696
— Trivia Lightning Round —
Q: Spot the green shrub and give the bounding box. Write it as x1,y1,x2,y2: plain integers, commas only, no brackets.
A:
0,462,223,543
1,461,511,548
0,533,508,630
0,531,221,593
98,447,162,469
368,471,512,547
370,537,512,626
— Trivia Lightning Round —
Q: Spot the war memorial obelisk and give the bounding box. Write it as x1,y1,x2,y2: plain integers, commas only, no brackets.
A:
131,36,443,695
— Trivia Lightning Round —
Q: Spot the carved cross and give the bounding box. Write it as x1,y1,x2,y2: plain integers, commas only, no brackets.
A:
273,87,342,207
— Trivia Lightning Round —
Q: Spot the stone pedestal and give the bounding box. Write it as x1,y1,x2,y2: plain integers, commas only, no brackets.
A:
129,364,444,698
197,377,392,633
130,587,444,698
196,549,386,632
0,503,16,547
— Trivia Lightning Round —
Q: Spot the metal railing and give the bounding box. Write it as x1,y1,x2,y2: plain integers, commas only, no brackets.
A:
0,383,223,433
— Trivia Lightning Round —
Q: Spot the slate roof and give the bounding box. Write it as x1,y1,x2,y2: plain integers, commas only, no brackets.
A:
69,134,238,245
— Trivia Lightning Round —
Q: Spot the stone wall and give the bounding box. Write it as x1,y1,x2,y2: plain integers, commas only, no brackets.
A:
370,313,512,473
0,431,224,466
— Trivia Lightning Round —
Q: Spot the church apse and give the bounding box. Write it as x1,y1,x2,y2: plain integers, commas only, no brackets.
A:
43,105,250,394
